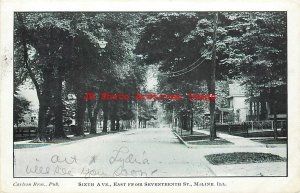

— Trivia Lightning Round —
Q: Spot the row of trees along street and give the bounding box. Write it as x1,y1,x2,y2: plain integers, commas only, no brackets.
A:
14,13,152,141
135,12,286,140
14,12,286,142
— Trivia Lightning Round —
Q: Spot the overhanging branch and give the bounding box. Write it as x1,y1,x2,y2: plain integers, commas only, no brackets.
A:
16,13,41,100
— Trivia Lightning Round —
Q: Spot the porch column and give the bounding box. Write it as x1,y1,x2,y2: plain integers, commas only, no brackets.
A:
249,101,253,120
256,101,260,121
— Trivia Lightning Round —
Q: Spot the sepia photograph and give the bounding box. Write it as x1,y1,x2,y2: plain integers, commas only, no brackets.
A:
12,11,288,178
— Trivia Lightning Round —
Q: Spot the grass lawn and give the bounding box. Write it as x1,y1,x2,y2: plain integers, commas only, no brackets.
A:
14,144,50,149
234,130,286,138
181,135,210,141
188,139,233,145
178,134,233,145
251,138,287,144
205,152,286,165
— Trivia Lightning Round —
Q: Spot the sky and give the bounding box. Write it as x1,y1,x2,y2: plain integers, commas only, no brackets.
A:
18,80,39,111
145,65,158,92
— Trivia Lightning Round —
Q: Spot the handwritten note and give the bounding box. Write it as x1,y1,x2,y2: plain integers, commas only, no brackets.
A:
109,146,151,177
21,146,158,177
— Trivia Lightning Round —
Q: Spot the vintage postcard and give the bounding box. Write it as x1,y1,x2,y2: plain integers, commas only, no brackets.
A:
1,0,300,193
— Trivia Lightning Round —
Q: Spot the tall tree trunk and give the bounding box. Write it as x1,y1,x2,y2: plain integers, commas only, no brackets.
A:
110,102,116,131
183,115,188,130
180,116,183,129
75,92,85,136
102,101,108,132
273,101,278,140
37,102,47,141
111,117,116,131
208,12,218,140
35,72,51,141
53,74,66,138
87,96,102,134
190,112,193,135
136,102,139,129
270,87,279,140
180,116,183,135
116,119,120,131
90,117,97,134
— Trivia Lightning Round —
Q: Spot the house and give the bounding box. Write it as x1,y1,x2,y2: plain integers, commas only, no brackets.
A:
226,82,248,122
212,81,248,124
201,80,287,133
202,81,248,124
247,84,287,121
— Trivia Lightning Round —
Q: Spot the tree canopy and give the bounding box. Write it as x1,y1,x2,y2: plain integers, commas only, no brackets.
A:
14,12,287,141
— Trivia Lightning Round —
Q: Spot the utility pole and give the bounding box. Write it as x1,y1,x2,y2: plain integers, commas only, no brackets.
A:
209,12,218,140
172,107,175,131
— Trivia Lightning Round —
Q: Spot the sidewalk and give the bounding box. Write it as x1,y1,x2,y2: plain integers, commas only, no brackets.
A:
194,130,266,147
185,130,286,176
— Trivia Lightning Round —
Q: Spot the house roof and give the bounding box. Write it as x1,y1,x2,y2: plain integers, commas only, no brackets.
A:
229,83,246,97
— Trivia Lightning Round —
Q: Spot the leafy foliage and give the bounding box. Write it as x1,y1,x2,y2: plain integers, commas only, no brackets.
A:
13,12,287,139
14,91,31,127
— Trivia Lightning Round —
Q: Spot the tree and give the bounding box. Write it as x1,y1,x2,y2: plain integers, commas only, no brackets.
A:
80,13,147,134
219,12,287,139
13,43,31,128
14,12,150,140
136,12,222,139
15,13,105,139
15,13,77,140
136,12,286,139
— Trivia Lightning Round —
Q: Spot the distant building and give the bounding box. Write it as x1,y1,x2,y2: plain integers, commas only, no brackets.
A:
226,82,248,122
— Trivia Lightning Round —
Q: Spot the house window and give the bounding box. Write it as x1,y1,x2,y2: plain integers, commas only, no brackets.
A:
229,99,233,108
31,116,36,123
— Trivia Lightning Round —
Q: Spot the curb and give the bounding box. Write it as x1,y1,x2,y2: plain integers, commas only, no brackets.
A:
173,131,192,148
172,131,276,149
